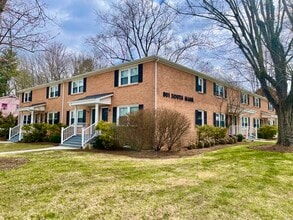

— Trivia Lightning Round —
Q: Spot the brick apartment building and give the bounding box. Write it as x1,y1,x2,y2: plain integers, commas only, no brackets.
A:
9,56,277,147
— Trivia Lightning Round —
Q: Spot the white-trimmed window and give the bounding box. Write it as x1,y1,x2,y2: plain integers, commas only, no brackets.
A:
253,97,260,107
23,114,31,125
214,113,225,127
117,105,139,123
72,79,84,94
119,66,138,86
48,112,59,124
241,116,249,127
49,85,59,98
268,102,274,111
24,91,32,102
253,118,260,128
195,110,207,126
241,93,249,104
196,76,205,93
70,110,86,125
214,83,226,98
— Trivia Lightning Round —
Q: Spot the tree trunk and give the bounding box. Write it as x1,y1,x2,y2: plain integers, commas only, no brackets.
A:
276,102,293,146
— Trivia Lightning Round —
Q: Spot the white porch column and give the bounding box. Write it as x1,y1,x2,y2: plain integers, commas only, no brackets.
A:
19,111,23,126
30,111,34,124
95,104,99,124
74,106,77,135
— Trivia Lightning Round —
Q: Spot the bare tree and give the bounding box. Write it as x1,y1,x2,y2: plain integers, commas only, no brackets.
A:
36,42,71,82
0,0,52,52
87,0,208,65
179,0,293,146
71,54,95,76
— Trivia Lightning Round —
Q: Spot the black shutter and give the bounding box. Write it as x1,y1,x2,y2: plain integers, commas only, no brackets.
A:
248,117,251,127
56,112,60,124
203,79,207,94
247,95,250,105
22,93,24,103
138,64,143,83
204,111,207,125
68,82,72,95
114,70,119,87
44,113,47,124
213,113,216,126
58,84,61,96
139,104,144,110
83,78,87,92
112,107,117,123
253,118,256,128
225,114,228,127
46,87,49,99
224,87,227,98
82,110,86,123
253,96,255,106
213,83,216,95
259,99,261,108
195,110,199,125
195,76,199,91
29,91,32,101
66,111,70,126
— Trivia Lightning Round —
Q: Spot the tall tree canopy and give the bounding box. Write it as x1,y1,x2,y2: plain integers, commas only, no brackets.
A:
179,0,293,146
87,0,208,65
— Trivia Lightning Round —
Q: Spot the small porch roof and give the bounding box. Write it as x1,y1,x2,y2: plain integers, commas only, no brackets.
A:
69,93,113,106
261,111,278,119
18,102,46,112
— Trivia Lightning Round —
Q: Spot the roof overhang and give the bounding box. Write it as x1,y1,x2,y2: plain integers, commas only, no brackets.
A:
69,93,113,106
18,103,46,112
261,111,278,119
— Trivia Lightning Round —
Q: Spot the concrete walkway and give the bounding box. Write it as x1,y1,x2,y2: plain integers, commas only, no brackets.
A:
0,146,79,155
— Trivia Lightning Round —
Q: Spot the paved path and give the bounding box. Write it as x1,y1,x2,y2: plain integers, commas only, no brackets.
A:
0,146,79,155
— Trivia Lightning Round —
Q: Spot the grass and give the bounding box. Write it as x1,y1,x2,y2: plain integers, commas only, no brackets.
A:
0,142,54,152
0,142,292,219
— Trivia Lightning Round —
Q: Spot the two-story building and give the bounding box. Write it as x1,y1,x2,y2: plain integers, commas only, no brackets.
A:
9,56,277,147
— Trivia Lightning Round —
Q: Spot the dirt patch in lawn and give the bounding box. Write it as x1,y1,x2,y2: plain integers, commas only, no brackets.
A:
250,145,293,153
82,144,236,159
0,158,29,171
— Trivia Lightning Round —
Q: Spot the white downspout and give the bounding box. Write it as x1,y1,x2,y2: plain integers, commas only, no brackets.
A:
155,58,159,110
61,82,65,123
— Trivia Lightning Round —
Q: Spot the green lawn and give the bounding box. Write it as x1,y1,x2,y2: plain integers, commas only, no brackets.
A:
0,142,54,152
0,142,292,219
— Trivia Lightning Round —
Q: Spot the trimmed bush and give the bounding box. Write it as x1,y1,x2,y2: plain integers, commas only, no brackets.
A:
95,121,118,150
258,125,277,139
22,123,48,142
237,134,244,142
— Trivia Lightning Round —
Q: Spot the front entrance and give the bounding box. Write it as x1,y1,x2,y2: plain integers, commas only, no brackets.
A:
91,107,108,124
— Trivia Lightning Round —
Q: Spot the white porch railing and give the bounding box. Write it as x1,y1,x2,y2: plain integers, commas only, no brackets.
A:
9,125,21,141
81,123,97,147
61,125,75,144
229,126,258,139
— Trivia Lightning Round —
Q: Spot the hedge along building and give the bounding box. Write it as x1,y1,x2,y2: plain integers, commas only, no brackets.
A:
9,56,277,147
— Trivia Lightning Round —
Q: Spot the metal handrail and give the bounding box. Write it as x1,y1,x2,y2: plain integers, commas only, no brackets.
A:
9,125,21,140
61,125,75,144
81,123,97,147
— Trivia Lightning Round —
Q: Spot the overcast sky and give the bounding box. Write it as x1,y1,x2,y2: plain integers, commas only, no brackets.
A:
46,0,110,53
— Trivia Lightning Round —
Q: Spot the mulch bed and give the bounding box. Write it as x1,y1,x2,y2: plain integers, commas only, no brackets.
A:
250,144,293,153
0,158,29,171
81,144,235,159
